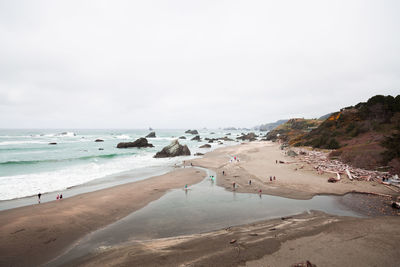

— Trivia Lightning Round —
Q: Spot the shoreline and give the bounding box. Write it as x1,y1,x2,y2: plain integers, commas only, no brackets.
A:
0,167,206,267
1,141,398,266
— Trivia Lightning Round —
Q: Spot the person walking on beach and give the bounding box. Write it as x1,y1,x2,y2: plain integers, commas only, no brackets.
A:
37,193,41,204
273,176,276,181
249,180,252,185
233,182,236,190
56,194,59,200
270,176,272,182
184,184,188,190
60,194,63,199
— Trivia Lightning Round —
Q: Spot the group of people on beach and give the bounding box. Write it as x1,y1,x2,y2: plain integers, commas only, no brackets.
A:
37,192,64,204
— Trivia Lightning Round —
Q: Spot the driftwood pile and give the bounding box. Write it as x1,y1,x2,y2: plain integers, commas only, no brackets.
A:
290,148,392,183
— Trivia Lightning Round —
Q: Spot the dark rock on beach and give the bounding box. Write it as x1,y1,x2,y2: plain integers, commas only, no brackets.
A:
191,135,201,141
185,129,199,135
154,140,190,158
194,152,204,156
236,132,258,141
199,144,211,148
179,136,186,139
117,138,154,148
48,142,57,145
95,139,104,142
145,132,156,138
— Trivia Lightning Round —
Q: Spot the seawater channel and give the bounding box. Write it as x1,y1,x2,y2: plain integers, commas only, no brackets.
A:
49,167,363,266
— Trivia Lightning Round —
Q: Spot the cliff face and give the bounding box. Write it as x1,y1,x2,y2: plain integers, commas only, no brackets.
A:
298,95,400,173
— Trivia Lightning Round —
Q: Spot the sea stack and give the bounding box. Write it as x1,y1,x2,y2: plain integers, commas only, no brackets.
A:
154,139,190,158
117,138,154,148
145,132,156,138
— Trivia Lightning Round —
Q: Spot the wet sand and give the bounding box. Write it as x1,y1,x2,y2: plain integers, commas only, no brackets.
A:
1,141,399,266
0,168,205,267
63,211,400,267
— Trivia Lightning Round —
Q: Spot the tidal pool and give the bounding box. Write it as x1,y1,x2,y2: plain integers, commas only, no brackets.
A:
50,168,362,266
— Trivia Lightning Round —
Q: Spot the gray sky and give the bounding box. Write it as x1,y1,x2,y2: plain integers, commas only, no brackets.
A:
0,0,399,129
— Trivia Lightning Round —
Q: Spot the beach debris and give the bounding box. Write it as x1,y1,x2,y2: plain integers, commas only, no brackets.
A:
48,142,57,145
345,168,353,181
230,239,237,244
291,260,316,267
391,201,400,209
94,139,104,142
328,177,338,183
290,148,392,183
287,150,298,157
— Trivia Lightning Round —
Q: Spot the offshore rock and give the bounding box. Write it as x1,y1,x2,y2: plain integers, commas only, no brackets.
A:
117,138,154,148
145,132,156,138
191,135,201,141
185,129,199,135
154,140,191,158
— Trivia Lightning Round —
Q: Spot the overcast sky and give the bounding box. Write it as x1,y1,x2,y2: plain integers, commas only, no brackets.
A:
0,0,399,129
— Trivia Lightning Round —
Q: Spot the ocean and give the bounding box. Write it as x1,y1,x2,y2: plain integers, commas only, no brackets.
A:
0,129,240,201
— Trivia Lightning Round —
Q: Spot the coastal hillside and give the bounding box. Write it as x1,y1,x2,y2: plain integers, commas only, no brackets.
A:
265,118,322,145
298,95,400,173
253,119,288,131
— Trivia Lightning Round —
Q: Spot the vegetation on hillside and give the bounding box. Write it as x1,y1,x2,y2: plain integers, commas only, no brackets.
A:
265,118,322,146
298,95,400,173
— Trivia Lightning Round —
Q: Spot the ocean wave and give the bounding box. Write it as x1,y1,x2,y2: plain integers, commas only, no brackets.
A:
0,140,48,146
0,152,139,165
0,154,184,200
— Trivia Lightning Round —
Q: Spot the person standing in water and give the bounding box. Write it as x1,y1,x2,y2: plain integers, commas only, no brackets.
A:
37,193,41,204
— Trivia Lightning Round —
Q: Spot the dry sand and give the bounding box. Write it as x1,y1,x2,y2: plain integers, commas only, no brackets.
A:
1,141,399,266
189,141,395,199
0,168,205,266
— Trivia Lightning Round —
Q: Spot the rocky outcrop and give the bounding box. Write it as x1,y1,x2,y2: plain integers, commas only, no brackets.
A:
154,140,191,158
194,152,204,156
117,138,154,148
236,132,258,141
179,136,186,139
185,129,199,135
95,139,104,142
199,144,211,148
145,132,156,138
191,135,201,141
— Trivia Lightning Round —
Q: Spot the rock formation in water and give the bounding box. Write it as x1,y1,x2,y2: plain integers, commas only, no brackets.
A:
145,132,156,138
191,135,201,141
154,140,190,158
117,138,154,148
185,129,199,135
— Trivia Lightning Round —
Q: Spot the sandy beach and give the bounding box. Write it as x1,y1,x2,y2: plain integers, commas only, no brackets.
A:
190,141,396,199
0,168,205,266
1,141,399,266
